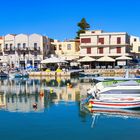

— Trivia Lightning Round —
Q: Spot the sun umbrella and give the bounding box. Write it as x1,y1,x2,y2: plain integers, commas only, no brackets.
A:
78,56,96,62
116,55,132,60
97,56,115,62
41,57,67,64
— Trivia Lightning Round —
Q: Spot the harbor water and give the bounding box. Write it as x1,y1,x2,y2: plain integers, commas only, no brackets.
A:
0,78,140,140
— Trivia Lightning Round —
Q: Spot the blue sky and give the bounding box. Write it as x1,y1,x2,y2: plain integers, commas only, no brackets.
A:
0,0,140,40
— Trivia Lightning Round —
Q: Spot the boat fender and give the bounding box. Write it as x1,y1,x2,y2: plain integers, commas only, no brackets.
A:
88,100,94,108
69,84,73,88
50,88,53,94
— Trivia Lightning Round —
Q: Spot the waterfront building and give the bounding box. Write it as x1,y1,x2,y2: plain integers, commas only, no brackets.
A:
3,34,17,67
0,37,4,66
2,33,50,68
80,30,133,68
52,39,80,61
130,36,140,58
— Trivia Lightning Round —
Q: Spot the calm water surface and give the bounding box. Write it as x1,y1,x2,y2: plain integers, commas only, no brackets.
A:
0,78,140,140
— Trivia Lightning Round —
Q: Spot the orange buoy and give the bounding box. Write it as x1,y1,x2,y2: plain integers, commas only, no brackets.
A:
69,84,73,88
40,90,44,97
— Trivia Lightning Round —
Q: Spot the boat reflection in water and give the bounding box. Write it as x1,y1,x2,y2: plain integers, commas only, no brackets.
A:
0,78,80,113
85,107,140,128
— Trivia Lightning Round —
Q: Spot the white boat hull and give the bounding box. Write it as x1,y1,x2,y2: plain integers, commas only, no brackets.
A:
100,87,140,98
89,98,140,109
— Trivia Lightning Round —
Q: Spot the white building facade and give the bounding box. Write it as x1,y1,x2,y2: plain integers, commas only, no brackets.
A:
0,37,4,66
80,30,131,58
3,33,50,68
130,36,140,58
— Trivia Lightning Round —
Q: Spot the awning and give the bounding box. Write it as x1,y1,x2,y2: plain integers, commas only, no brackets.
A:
0,60,7,63
78,56,96,62
97,56,115,62
41,56,67,64
116,55,132,60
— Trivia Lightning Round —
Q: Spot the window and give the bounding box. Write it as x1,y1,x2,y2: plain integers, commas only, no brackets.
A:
34,43,37,50
99,47,104,54
59,45,62,50
117,37,121,44
10,44,12,49
17,43,21,49
134,38,137,42
116,47,121,53
98,38,104,44
23,43,26,49
87,48,91,54
54,46,56,50
81,38,91,43
67,44,71,50
5,44,8,49
34,52,37,57
138,46,140,52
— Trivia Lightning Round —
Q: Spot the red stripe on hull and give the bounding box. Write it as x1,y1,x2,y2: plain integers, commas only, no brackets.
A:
93,102,140,107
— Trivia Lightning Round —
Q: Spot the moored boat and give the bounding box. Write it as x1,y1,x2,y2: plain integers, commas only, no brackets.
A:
93,76,140,82
0,71,8,78
88,97,140,109
79,72,100,77
87,80,140,98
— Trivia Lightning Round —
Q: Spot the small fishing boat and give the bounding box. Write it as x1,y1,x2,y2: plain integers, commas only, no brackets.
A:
79,72,100,77
0,71,8,78
14,73,29,78
88,97,140,109
87,80,140,98
93,76,140,82
93,69,140,82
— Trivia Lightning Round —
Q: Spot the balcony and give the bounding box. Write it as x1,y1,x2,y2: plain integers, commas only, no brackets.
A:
16,47,29,52
34,46,40,51
10,47,16,51
80,43,130,48
19,57,24,61
29,47,34,51
4,48,10,51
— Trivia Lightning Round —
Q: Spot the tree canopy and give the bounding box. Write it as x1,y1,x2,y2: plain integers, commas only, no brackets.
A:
76,18,90,39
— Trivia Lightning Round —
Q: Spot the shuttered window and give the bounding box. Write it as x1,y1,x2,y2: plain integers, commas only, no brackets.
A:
99,47,104,54
81,38,91,43
87,48,91,54
98,38,104,44
116,47,121,53
117,37,121,44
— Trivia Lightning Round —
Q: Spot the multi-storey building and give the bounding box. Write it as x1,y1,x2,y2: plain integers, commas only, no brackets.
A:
80,30,131,58
130,36,140,58
2,33,50,68
52,39,80,60
0,37,4,66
